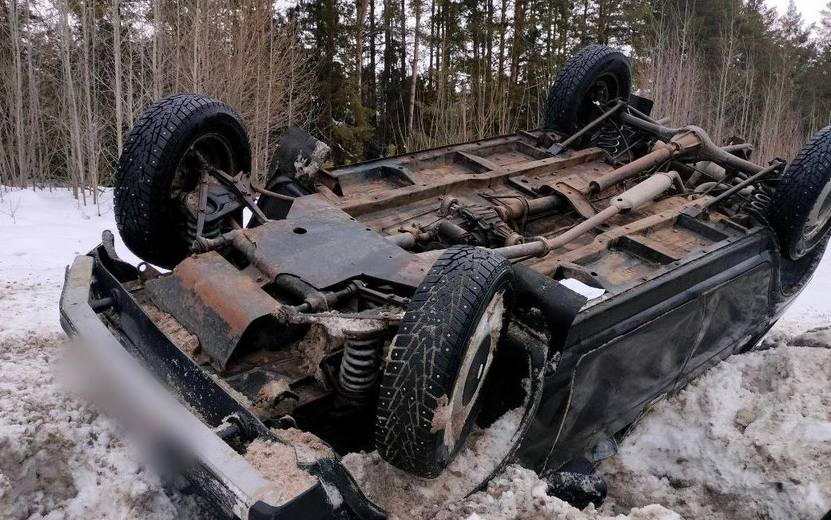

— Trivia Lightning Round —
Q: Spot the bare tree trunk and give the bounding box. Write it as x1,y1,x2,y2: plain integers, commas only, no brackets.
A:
24,0,44,183
193,0,201,92
357,0,369,93
113,0,123,157
369,0,377,117
8,0,26,185
496,0,507,109
509,0,525,89
152,0,162,99
428,0,435,90
400,0,407,75
59,0,85,199
408,0,422,133
127,37,135,125
485,0,493,105
81,0,98,202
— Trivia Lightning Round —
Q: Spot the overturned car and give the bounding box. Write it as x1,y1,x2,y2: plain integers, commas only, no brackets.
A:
60,45,831,518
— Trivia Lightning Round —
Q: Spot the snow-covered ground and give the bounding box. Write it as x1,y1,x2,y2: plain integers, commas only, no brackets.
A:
0,186,828,519
0,187,140,342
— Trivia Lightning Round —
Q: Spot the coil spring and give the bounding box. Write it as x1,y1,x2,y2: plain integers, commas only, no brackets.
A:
339,333,383,399
748,191,772,214
594,120,631,162
185,210,222,242
746,185,774,219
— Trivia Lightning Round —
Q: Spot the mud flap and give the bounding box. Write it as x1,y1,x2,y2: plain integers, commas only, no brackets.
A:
511,264,588,352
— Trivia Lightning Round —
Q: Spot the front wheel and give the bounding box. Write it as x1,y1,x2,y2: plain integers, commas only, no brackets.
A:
374,246,513,478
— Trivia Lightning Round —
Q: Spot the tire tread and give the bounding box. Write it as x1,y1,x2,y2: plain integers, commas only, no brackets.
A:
375,246,512,478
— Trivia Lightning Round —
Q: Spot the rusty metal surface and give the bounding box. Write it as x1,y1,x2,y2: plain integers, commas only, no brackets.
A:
148,125,770,370
146,251,287,370
244,196,433,290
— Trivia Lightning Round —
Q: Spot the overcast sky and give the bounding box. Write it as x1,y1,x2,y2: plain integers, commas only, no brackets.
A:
766,0,826,25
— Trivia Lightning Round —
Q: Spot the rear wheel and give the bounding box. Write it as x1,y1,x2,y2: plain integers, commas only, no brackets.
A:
544,44,631,134
114,94,250,268
375,246,513,478
769,126,831,260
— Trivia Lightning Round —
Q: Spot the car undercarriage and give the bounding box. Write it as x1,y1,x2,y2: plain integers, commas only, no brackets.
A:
60,45,831,519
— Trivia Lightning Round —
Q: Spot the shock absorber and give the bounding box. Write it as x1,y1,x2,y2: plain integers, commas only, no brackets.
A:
338,330,384,401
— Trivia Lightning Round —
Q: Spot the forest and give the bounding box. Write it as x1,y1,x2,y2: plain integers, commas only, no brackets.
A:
1,0,831,200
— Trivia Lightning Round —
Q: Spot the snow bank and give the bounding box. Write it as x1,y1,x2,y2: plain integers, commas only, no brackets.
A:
343,409,678,520
436,465,681,520
596,245,831,520
0,187,203,518
599,339,831,519
342,409,525,519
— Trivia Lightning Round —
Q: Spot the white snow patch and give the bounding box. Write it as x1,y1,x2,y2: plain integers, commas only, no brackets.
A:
0,186,140,339
343,409,678,519
436,464,681,520
0,187,205,518
342,408,526,519
0,334,206,519
560,278,607,301
597,247,831,520
772,247,831,336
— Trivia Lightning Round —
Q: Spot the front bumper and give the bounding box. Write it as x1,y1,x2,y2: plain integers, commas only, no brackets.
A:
59,243,385,520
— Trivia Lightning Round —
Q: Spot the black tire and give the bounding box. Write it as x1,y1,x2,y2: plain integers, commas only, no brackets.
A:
544,44,631,134
768,126,831,260
114,94,251,268
375,246,513,478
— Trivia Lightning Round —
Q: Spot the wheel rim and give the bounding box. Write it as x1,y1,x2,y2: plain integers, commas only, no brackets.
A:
589,73,619,104
797,181,831,255
438,292,505,450
171,133,237,195
170,132,240,233
578,72,621,126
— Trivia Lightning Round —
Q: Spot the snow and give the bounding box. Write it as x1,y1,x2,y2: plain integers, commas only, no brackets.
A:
0,187,140,340
0,187,207,518
342,408,526,519
1,185,830,519
560,278,607,301
0,334,207,519
437,465,681,520
598,345,831,520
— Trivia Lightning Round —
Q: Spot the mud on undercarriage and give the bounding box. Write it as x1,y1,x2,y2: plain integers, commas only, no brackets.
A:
63,44,831,518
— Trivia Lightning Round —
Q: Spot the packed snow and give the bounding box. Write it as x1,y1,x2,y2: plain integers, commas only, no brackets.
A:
0,185,829,519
